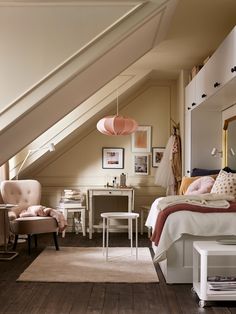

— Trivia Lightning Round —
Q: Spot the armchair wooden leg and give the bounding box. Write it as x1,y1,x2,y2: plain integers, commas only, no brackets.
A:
53,232,59,251
13,235,18,250
27,234,31,255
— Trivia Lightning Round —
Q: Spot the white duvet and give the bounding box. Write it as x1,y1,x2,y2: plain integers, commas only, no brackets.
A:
145,196,236,262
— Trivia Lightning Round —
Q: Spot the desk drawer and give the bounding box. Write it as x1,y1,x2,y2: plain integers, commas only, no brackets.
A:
90,190,131,196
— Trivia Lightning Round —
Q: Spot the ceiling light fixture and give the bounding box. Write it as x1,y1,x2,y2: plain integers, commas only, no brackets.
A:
96,90,138,136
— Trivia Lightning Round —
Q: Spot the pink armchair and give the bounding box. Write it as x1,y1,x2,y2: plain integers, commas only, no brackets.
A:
0,180,59,254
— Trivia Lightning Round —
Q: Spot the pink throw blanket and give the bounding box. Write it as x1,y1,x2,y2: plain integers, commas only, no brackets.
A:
19,205,67,232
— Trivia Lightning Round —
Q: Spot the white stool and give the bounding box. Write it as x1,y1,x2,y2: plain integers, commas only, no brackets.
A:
57,204,86,237
101,212,139,261
140,205,151,237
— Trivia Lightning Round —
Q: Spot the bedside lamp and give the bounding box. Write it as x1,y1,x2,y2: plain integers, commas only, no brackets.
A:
16,143,55,179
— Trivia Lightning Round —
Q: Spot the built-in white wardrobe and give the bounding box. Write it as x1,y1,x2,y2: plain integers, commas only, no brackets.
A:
185,26,236,176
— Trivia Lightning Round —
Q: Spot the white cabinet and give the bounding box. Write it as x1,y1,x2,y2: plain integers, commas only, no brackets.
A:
210,27,236,88
186,26,236,109
185,76,197,111
184,105,191,176
195,63,212,105
184,26,236,175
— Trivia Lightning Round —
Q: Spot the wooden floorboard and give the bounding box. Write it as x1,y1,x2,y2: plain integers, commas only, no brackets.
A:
0,233,236,313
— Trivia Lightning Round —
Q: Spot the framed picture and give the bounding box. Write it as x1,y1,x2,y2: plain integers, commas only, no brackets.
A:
133,154,149,175
131,126,151,153
102,147,124,169
152,147,165,167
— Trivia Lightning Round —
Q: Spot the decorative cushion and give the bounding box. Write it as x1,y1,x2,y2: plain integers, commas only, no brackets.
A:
179,176,200,195
185,176,215,195
211,169,236,197
191,168,220,177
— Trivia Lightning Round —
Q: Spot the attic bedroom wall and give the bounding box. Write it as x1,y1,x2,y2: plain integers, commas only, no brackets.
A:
32,80,177,217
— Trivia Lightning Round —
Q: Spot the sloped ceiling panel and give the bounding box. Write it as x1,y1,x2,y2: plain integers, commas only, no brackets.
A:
0,2,136,108
0,0,176,166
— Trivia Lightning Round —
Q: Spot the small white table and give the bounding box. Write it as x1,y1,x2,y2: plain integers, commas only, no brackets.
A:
101,212,139,261
57,203,86,237
193,241,236,307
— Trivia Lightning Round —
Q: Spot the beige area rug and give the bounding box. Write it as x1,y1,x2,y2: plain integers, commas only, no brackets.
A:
17,247,159,283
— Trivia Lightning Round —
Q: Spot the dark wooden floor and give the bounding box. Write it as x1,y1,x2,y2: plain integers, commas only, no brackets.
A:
0,233,236,314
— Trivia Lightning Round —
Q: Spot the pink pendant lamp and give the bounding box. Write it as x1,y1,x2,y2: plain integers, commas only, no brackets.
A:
97,90,138,136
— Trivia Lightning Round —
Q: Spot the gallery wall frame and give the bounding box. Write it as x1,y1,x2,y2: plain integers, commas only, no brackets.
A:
131,126,151,153
152,147,165,167
102,147,124,169
133,153,149,175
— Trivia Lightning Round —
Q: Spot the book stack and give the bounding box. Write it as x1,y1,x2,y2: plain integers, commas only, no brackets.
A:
208,276,236,294
60,189,84,205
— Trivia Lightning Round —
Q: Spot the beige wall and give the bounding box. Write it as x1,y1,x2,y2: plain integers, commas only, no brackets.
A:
32,80,177,231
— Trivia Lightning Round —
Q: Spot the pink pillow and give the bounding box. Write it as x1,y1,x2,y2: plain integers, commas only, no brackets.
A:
185,176,215,195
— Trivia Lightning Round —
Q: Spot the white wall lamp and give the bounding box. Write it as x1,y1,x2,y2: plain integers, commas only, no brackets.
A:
16,143,55,179
211,147,222,157
230,148,235,156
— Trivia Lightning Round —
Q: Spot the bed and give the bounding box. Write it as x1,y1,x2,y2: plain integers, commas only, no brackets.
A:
146,172,236,284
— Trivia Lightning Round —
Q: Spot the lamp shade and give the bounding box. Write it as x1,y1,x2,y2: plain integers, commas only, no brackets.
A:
97,115,138,135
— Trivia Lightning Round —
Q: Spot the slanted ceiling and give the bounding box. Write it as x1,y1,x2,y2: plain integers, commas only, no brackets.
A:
0,0,177,175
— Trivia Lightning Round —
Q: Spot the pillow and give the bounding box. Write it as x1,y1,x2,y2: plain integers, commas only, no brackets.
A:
223,167,236,173
191,168,220,177
185,176,215,195
179,176,200,195
211,169,236,197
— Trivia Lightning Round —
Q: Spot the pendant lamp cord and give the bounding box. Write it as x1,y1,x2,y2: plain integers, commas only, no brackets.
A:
116,89,119,116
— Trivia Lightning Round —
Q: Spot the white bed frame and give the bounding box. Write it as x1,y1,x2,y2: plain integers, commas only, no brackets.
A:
153,234,236,284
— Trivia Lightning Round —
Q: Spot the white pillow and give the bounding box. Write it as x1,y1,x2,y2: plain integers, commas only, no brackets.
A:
211,169,236,197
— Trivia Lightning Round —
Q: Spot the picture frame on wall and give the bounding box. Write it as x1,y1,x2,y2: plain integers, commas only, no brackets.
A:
152,147,165,167
102,147,124,169
133,154,149,175
131,126,151,153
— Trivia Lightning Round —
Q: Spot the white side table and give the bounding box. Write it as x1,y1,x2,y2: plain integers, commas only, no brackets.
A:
140,205,151,237
58,203,86,237
193,241,236,307
101,212,139,261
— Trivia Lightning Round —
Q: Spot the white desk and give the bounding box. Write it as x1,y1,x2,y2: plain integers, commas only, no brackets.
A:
87,188,134,239
193,241,236,308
